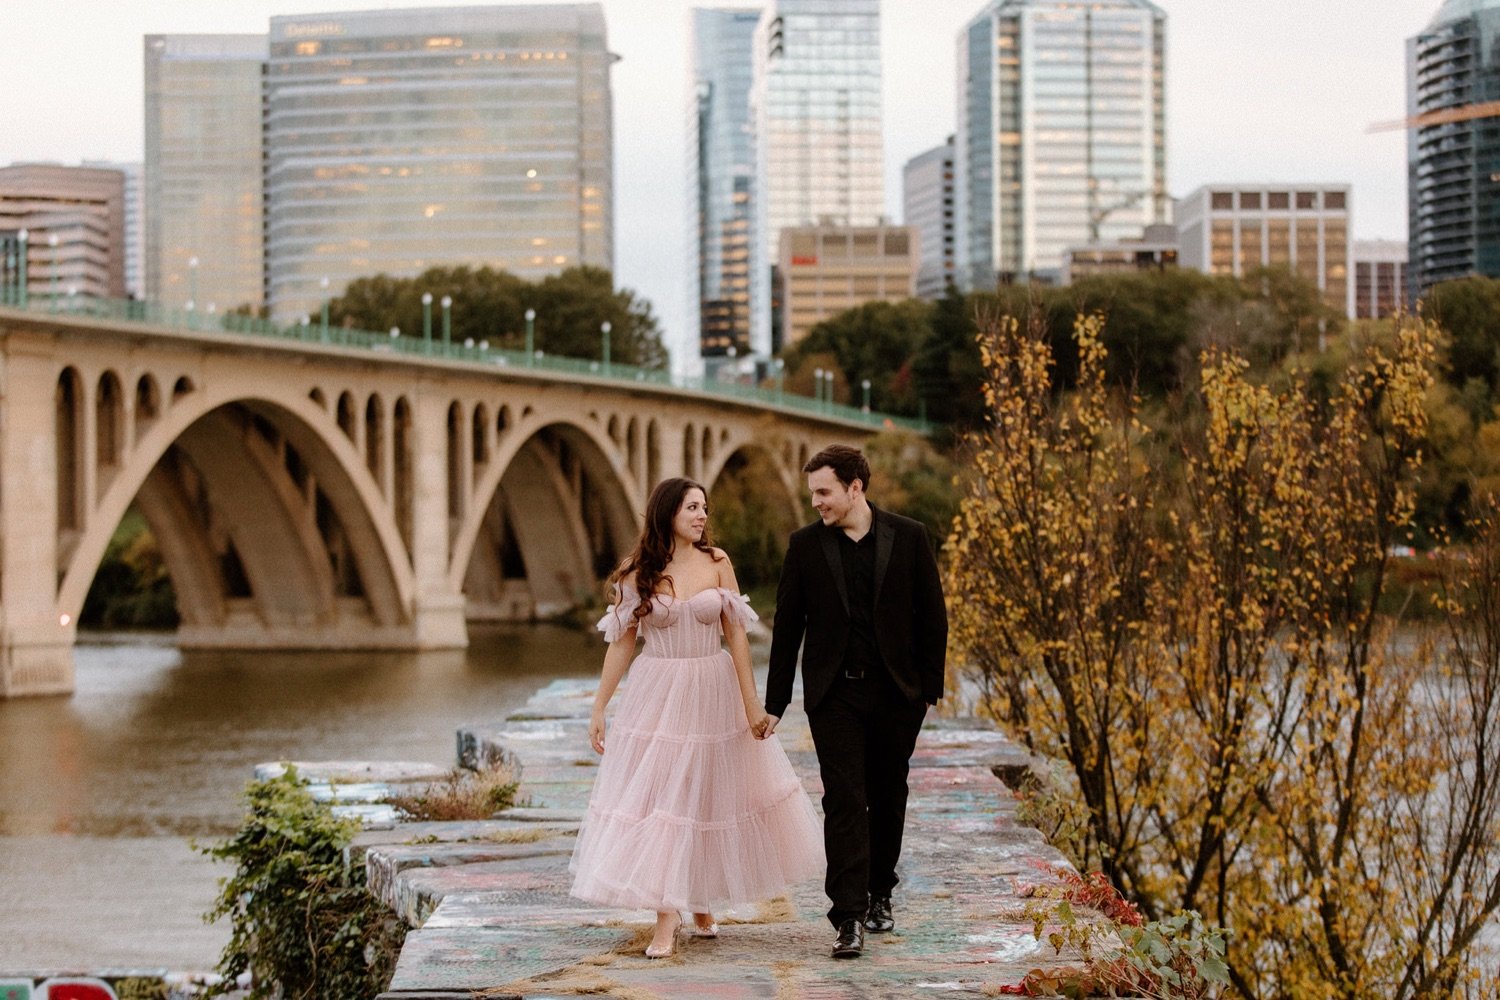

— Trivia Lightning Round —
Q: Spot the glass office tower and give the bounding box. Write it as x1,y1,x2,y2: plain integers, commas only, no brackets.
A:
1409,0,1500,296
750,0,883,357
903,136,956,299
144,34,268,312
956,0,1166,288
690,8,760,365
264,5,614,321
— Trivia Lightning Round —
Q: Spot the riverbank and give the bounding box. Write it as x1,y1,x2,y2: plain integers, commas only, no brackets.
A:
0,628,601,978
351,673,1090,997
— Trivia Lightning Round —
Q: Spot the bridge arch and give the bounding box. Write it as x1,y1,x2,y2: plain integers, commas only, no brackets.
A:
56,382,416,645
704,430,805,527
450,414,639,618
0,305,901,697
683,422,697,479
135,374,160,443
56,368,85,534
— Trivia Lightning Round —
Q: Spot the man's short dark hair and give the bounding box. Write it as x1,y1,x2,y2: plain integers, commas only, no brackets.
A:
803,444,871,492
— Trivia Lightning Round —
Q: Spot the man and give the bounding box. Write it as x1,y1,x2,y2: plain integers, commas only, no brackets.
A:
761,444,948,959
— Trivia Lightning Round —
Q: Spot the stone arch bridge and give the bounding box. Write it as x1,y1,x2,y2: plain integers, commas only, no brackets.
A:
0,304,915,697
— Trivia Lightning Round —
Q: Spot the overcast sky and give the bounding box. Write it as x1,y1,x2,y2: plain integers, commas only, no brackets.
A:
0,0,1424,366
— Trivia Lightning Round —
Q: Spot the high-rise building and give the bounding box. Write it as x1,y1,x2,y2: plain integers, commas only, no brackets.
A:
956,0,1167,289
776,222,915,348
1353,239,1409,319
1408,0,1500,296
903,137,956,299
263,5,615,321
85,161,144,299
0,163,127,301
690,8,761,365
750,0,883,356
144,34,268,313
1176,184,1354,317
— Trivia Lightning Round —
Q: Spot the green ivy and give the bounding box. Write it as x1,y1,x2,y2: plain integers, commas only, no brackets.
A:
199,767,406,999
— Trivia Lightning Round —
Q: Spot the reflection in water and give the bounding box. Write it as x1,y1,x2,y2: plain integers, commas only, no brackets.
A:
0,626,599,970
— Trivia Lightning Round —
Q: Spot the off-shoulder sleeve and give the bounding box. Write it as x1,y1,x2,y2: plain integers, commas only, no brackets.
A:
596,579,641,643
717,588,760,629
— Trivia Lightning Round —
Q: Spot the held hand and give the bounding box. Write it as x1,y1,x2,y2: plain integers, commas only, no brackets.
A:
746,706,769,740
589,710,606,754
760,713,781,739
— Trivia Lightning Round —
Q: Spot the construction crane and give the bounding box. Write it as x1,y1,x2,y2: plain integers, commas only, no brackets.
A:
1369,100,1500,132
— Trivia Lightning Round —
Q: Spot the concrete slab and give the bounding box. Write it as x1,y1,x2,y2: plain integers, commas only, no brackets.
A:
254,760,450,784
362,673,1097,996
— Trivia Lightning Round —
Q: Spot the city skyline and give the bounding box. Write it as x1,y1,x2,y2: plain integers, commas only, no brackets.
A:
956,0,1168,288
1,0,1416,369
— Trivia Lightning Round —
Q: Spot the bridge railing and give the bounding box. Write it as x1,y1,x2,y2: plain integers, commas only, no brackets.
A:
0,292,930,433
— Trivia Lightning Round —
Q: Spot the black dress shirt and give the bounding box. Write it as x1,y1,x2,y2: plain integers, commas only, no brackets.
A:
834,520,882,679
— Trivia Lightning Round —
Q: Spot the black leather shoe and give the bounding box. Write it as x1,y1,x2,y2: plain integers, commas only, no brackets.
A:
864,895,894,933
831,918,865,958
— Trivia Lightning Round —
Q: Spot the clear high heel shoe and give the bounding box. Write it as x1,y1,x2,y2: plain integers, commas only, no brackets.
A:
645,912,682,958
690,912,719,938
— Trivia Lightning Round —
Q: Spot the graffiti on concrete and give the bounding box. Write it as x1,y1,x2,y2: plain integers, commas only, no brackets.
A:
0,978,196,1000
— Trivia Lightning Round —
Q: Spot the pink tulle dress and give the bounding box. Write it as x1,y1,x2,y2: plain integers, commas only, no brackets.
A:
568,580,825,913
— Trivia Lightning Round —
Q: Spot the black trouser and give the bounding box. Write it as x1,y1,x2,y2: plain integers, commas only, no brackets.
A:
807,668,927,927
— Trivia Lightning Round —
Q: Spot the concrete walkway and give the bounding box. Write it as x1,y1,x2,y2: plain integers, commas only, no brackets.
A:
362,676,1086,999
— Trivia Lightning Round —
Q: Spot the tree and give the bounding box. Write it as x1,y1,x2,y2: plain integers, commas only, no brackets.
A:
329,265,667,369
946,308,1500,997
782,299,932,413
1425,276,1500,397
706,446,798,592
863,430,957,552
911,284,986,438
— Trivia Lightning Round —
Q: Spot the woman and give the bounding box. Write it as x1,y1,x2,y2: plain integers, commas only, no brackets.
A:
568,477,824,958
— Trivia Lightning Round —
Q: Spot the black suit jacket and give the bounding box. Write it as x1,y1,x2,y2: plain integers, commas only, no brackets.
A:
766,504,948,718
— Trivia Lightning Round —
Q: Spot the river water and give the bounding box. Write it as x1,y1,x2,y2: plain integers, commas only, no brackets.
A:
0,626,601,973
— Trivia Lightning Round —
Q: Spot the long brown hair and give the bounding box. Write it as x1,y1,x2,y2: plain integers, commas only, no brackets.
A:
614,477,722,624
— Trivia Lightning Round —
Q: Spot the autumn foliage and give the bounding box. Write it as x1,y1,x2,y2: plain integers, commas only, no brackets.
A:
947,308,1500,998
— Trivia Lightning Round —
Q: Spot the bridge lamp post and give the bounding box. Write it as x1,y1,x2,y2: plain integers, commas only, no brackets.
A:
421,292,433,352
67,284,77,313
814,367,824,406
774,357,785,402
319,276,330,342
2,235,12,306
16,228,27,309
861,378,871,414
823,370,835,411
524,308,536,366
47,234,59,312
441,295,453,349
601,320,612,376
1,237,12,307
188,255,199,311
